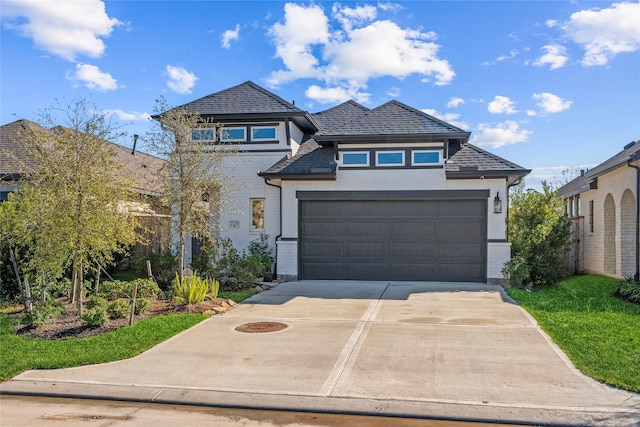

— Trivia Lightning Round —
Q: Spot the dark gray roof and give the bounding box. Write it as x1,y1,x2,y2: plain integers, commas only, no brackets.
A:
259,139,335,180
445,143,530,185
312,101,370,135
316,100,469,139
0,119,42,177
174,81,304,115
558,140,640,197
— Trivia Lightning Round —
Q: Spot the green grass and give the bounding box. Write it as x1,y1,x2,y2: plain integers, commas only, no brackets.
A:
0,313,207,381
507,275,640,392
219,289,256,302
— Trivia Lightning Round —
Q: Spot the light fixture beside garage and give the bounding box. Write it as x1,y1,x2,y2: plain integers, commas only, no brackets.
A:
494,192,502,214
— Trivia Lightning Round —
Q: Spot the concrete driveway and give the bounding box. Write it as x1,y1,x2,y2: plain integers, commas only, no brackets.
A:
2,281,639,426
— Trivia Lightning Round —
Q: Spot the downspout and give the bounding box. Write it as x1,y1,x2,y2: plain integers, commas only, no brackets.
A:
264,178,282,280
627,155,640,282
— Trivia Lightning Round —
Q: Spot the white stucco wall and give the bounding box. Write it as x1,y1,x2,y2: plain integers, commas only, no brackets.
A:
276,167,510,282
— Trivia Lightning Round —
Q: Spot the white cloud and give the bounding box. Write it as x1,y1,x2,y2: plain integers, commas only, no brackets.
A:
165,65,198,94
561,2,640,66
447,97,465,108
305,85,370,104
533,44,569,70
387,86,400,97
267,3,454,103
472,121,532,148
103,109,150,121
545,19,558,28
532,92,572,114
221,24,240,49
1,0,120,61
332,4,377,31
66,63,118,91
488,96,517,114
421,109,468,130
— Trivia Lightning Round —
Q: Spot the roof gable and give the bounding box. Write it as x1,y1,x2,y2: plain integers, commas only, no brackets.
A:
174,81,303,115
445,142,530,185
317,100,468,138
558,140,640,197
312,100,370,134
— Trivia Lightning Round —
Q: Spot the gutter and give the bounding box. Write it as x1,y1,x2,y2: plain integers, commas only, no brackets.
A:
263,178,282,280
627,152,640,282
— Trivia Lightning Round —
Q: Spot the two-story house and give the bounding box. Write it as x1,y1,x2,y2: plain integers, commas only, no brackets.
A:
171,81,530,284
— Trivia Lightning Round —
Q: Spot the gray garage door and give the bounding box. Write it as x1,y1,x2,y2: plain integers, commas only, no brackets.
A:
299,197,486,282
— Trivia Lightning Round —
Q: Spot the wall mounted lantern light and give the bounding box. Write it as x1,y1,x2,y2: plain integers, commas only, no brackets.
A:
494,192,502,214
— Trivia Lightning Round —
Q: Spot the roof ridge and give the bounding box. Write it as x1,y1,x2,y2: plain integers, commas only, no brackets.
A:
376,100,468,133
463,142,528,170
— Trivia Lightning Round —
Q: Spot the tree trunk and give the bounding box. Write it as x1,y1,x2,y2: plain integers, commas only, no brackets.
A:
41,271,46,302
71,267,77,303
9,248,24,296
178,232,185,284
76,259,84,316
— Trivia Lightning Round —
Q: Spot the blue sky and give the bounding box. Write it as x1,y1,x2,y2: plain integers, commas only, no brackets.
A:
2,1,639,190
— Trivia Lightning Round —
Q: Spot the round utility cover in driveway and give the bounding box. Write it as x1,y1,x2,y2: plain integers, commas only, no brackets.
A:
234,322,288,333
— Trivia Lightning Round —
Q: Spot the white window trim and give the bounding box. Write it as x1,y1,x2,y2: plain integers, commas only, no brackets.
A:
340,151,369,167
251,126,277,141
411,150,441,166
376,151,404,167
221,126,247,142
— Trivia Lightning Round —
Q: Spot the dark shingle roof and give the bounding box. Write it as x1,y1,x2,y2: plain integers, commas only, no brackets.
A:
557,140,640,197
174,81,304,115
312,101,370,134
0,119,43,177
445,142,531,185
316,100,468,137
259,139,335,179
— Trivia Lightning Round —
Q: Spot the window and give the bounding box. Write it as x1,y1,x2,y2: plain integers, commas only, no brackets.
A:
589,200,594,233
0,191,11,202
191,128,216,142
251,198,265,230
411,150,440,165
221,127,246,142
251,126,277,141
576,195,581,216
341,152,369,166
376,151,404,166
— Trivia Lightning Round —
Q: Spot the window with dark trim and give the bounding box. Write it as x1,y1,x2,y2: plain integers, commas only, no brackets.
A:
341,152,369,166
376,151,404,166
589,200,594,233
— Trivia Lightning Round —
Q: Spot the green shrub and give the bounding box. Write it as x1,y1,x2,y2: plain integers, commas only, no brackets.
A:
46,278,71,299
107,299,130,319
130,251,177,287
247,233,274,276
616,277,640,304
502,255,531,288
172,272,219,304
134,297,152,315
97,279,160,300
81,306,109,327
86,295,108,310
21,300,65,328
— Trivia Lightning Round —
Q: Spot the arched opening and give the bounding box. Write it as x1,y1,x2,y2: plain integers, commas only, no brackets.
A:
621,189,636,277
604,194,616,276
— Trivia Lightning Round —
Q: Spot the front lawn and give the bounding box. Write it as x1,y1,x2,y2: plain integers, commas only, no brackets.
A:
507,275,640,393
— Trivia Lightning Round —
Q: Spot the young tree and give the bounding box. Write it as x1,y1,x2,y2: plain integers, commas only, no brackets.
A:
2,99,138,313
145,97,234,283
506,180,572,287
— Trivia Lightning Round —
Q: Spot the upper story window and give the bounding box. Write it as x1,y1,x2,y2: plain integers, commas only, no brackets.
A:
376,151,404,166
411,150,440,165
341,152,369,167
251,126,277,141
191,128,216,142
221,127,246,142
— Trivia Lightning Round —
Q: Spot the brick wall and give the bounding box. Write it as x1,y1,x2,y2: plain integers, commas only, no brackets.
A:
579,165,637,278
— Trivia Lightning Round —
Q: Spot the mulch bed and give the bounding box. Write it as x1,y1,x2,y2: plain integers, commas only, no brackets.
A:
10,298,227,340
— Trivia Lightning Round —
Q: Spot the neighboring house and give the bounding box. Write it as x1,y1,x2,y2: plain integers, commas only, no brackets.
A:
0,119,170,257
558,140,639,280
172,81,530,284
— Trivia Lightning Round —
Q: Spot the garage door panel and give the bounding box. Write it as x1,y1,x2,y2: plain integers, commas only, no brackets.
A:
390,242,437,258
438,243,485,261
302,222,344,237
390,263,437,280
346,201,390,216
438,222,484,241
303,201,343,217
302,242,344,257
345,263,389,280
345,222,389,238
439,200,485,216
303,262,344,279
391,222,436,240
347,242,389,257
392,202,438,218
